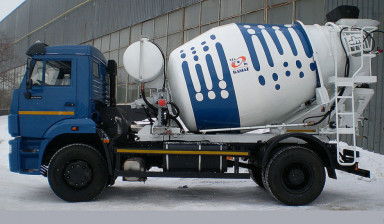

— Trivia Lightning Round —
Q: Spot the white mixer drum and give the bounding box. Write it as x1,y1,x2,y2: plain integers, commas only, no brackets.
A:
167,22,319,132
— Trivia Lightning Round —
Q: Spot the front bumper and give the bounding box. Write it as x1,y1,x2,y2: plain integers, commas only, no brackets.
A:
9,137,40,175
8,138,20,173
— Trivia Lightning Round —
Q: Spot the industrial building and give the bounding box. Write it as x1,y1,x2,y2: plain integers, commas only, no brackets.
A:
0,0,383,154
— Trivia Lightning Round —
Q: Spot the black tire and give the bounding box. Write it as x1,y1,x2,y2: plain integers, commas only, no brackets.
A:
263,146,325,206
249,166,265,189
48,144,108,202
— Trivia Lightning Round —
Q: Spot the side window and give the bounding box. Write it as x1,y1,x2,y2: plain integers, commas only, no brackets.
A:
93,62,99,78
30,61,44,86
44,61,72,86
30,60,72,86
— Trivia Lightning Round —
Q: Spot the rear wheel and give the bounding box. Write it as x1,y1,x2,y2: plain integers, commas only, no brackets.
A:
249,166,265,189
263,145,325,205
48,144,108,202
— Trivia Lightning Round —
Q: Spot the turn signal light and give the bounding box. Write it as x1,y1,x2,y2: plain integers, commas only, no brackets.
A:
71,126,79,131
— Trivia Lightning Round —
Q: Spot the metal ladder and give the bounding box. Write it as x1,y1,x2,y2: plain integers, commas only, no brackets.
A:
334,77,357,165
331,25,377,166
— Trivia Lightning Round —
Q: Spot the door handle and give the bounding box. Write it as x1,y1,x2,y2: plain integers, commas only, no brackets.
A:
64,102,75,107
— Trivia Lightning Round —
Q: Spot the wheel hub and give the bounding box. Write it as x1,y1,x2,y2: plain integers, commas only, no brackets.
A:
282,163,311,192
288,168,305,186
63,160,92,188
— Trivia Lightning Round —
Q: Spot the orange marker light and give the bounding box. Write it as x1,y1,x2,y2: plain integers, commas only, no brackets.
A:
226,156,233,160
71,126,79,131
103,139,110,144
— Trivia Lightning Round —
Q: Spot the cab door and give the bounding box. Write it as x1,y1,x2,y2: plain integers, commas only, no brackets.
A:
18,57,76,138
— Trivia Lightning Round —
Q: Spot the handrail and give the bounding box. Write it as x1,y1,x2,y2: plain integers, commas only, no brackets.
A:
12,0,92,45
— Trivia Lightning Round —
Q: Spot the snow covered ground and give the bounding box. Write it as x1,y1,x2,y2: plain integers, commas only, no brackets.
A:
1,115,384,212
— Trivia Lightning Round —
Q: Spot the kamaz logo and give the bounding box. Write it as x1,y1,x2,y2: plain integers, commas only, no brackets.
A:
230,56,249,74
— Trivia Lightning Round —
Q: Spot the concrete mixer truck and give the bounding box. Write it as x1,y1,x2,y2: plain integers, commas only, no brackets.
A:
8,6,382,205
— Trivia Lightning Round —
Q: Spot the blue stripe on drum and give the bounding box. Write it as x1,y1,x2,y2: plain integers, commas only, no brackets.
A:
236,23,319,91
280,27,298,56
195,64,208,92
180,41,240,130
206,54,221,86
254,30,275,67
265,28,284,55
237,23,315,70
182,61,195,93
293,22,314,58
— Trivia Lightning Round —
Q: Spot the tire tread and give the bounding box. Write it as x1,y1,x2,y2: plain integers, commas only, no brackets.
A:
263,145,325,205
48,143,108,202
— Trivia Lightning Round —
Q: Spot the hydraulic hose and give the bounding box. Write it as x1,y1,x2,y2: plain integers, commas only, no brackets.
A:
151,41,167,90
167,102,180,119
141,84,157,112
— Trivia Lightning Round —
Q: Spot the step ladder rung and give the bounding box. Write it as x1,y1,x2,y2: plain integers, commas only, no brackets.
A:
337,112,354,115
336,82,354,87
337,95,353,99
337,128,355,134
361,54,376,58
329,76,377,85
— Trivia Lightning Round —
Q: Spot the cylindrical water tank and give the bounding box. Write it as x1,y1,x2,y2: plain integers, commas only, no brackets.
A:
167,22,345,132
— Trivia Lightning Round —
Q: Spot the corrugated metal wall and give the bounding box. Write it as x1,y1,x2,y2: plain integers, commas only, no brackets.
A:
0,0,201,73
325,0,384,154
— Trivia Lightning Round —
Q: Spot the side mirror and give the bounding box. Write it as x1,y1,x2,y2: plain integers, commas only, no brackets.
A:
26,79,32,89
107,60,117,107
24,58,35,99
107,60,117,76
26,58,33,79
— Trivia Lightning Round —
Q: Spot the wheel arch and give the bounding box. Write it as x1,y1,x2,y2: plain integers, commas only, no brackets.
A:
261,133,336,179
41,133,104,166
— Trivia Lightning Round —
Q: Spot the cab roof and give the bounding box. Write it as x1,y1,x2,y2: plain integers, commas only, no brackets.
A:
26,43,106,64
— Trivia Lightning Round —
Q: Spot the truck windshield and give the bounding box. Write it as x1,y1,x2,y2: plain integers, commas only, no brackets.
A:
30,60,72,86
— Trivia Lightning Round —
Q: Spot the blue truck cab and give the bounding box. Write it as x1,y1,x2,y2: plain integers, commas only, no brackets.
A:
8,43,117,175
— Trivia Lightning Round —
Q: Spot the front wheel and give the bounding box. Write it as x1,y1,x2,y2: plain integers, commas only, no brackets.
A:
263,146,325,206
48,144,108,202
